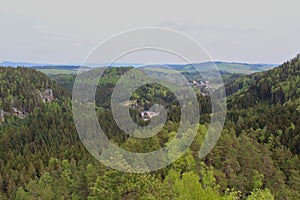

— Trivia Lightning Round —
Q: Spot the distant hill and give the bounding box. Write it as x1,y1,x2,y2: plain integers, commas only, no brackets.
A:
142,62,277,74
0,61,49,67
31,65,91,75
0,61,90,75
1,61,277,75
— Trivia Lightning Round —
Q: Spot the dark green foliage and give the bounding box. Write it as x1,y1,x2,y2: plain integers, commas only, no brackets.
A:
48,74,76,94
226,54,300,109
209,54,300,199
0,55,300,199
0,67,67,113
224,55,300,155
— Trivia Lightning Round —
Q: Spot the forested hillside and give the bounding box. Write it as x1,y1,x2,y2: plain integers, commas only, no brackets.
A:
209,54,300,198
0,54,300,199
224,54,300,154
0,67,67,114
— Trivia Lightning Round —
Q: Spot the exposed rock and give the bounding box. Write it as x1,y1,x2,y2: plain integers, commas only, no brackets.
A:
43,89,54,103
38,89,54,103
12,107,28,119
0,107,27,122
121,100,139,109
0,109,4,123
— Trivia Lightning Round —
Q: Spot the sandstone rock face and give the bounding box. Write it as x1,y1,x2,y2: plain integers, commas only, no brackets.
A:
38,89,54,103
12,107,28,119
43,89,54,103
0,107,28,123
0,109,4,123
0,88,55,123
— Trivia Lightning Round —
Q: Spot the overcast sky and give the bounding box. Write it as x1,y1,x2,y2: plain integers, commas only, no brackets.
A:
0,0,299,65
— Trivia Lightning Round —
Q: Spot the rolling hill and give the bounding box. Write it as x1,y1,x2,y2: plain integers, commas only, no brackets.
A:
0,61,277,75
0,56,299,199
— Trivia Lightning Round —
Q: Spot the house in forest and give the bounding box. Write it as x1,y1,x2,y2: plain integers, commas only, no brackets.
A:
141,111,159,121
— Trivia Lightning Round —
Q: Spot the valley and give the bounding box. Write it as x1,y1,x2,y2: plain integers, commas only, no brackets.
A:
0,55,298,199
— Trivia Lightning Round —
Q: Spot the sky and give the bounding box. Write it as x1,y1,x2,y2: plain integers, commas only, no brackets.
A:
0,0,299,65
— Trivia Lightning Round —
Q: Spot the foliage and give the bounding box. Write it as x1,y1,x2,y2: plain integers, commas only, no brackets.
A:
0,55,300,199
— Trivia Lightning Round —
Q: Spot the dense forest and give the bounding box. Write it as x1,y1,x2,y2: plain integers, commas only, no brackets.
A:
0,55,299,199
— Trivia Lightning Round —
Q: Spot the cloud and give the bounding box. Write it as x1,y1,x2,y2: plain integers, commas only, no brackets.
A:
0,0,299,64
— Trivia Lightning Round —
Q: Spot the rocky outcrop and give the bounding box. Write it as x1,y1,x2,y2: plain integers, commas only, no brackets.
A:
0,88,55,124
0,109,4,123
12,107,28,119
43,89,54,103
38,89,54,103
0,107,28,123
